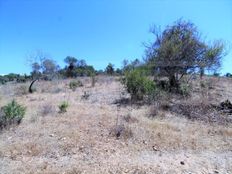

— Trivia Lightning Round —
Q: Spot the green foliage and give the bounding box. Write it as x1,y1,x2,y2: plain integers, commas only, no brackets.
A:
64,56,77,66
69,80,83,91
0,74,31,84
58,101,69,113
213,72,220,77
122,69,156,101
146,19,225,89
0,76,8,84
75,65,95,77
0,100,26,129
64,57,95,77
105,63,114,75
179,83,192,97
225,73,232,77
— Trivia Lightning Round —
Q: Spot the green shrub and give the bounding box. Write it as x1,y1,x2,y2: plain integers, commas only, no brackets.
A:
58,101,69,113
122,69,155,101
69,80,83,91
179,83,192,97
0,100,26,129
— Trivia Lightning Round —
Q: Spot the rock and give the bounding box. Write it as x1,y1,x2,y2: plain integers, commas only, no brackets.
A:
180,161,185,165
152,145,158,151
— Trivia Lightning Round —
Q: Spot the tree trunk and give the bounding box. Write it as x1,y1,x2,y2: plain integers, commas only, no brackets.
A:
29,79,38,93
169,75,179,90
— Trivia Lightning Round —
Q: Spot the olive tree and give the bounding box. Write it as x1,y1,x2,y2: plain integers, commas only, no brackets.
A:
145,19,225,89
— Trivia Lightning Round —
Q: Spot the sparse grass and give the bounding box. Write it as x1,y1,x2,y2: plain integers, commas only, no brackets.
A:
0,76,231,173
15,85,28,95
110,123,133,140
39,104,54,116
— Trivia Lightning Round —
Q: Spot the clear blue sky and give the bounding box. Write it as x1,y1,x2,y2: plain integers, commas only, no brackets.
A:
0,0,231,75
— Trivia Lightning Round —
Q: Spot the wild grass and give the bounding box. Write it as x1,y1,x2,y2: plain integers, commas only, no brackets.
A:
0,76,231,173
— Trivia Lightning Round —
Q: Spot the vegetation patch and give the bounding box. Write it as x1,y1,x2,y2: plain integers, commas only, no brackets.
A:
122,69,155,102
58,101,69,113
0,100,26,129
169,102,232,125
69,80,83,91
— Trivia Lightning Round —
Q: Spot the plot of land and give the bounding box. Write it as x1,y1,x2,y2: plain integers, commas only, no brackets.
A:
0,76,232,174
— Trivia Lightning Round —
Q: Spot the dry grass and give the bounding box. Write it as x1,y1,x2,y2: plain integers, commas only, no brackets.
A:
0,76,231,174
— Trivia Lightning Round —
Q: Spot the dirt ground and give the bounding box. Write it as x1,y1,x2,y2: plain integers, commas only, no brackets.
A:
0,76,231,174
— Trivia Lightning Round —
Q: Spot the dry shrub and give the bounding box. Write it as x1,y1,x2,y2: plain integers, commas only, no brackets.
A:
109,124,133,140
67,168,82,174
15,85,28,95
169,102,232,125
123,114,138,123
50,87,63,94
81,91,90,100
39,104,54,117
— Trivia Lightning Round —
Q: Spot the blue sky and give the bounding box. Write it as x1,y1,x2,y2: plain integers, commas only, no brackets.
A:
0,0,231,75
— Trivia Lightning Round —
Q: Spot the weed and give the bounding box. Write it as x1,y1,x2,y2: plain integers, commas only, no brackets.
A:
69,80,83,91
58,101,69,113
40,104,54,116
81,91,90,100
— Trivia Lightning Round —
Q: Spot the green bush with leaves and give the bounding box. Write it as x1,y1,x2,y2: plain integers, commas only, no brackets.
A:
58,101,69,113
0,100,26,129
122,69,156,101
69,80,83,91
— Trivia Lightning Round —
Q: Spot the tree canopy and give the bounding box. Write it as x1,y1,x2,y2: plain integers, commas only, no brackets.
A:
145,19,225,88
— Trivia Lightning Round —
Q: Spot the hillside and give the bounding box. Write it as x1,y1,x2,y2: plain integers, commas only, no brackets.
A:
0,76,232,174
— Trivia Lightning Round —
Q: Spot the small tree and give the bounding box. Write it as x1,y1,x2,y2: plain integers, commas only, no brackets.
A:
105,63,114,75
64,56,78,77
0,100,26,129
41,59,57,75
145,19,226,90
122,69,155,101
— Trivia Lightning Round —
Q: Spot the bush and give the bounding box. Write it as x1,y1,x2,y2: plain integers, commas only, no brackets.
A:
69,80,83,91
179,83,192,97
40,104,54,116
58,101,69,113
122,69,155,101
225,73,232,78
0,100,26,129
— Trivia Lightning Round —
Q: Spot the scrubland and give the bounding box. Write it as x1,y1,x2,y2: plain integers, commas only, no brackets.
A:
0,76,231,174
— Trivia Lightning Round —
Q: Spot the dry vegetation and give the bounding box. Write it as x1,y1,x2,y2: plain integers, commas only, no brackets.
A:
0,76,232,174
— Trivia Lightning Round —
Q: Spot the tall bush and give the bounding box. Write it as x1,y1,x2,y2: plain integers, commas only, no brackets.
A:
122,69,155,101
